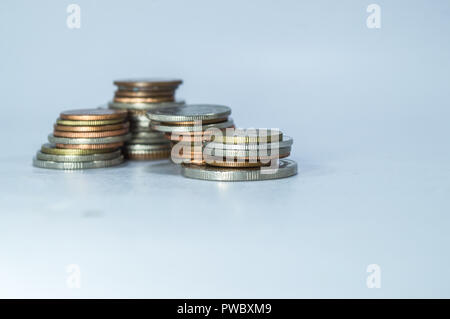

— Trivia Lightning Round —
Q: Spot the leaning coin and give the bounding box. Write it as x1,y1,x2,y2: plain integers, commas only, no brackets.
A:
147,104,231,123
33,155,125,170
60,108,127,121
181,159,298,181
41,143,117,155
150,119,234,133
36,150,122,162
48,133,131,145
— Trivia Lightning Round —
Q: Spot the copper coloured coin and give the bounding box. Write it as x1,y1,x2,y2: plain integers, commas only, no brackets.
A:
113,96,175,104
55,142,124,150
53,128,129,138
114,90,175,98
54,122,129,132
113,78,182,88
60,108,127,121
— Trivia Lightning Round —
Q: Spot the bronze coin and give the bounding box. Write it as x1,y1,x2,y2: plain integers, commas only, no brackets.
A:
54,122,129,132
60,108,127,121
55,142,124,149
113,96,175,104
53,128,129,138
113,78,182,88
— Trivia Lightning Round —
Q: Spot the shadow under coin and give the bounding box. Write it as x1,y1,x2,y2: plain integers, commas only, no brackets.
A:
144,160,181,176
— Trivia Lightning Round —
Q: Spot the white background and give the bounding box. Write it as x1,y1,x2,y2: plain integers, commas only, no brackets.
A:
0,0,449,297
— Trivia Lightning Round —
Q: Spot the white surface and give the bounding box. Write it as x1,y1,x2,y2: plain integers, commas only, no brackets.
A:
1,0,450,298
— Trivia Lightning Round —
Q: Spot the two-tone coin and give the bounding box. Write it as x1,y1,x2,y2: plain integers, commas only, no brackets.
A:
41,143,117,155
181,159,298,181
48,133,131,145
36,150,122,162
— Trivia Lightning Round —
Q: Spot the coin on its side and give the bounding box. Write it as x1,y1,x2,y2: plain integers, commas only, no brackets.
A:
41,143,117,155
33,155,125,170
60,108,127,121
147,104,231,123
181,159,298,181
48,133,131,145
36,150,122,162
54,122,129,132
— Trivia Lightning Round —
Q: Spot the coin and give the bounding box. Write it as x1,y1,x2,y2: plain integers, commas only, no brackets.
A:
56,118,125,126
54,122,129,132
33,155,125,170
147,104,231,122
150,119,234,133
181,159,298,181
41,143,117,155
108,100,185,111
55,142,124,149
204,146,292,158
114,78,182,88
211,129,283,144
53,128,129,138
205,136,293,150
48,133,131,145
113,96,175,104
125,143,171,151
60,108,127,121
125,150,171,160
114,90,175,98
158,117,229,126
36,150,122,162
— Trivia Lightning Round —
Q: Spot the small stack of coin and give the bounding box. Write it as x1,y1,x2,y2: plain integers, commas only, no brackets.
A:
147,104,235,165
108,78,184,160
182,130,297,181
33,108,129,170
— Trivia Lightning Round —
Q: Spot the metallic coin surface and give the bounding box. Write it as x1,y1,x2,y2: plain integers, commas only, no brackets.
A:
113,96,175,104
33,155,124,170
41,143,117,155
158,117,229,126
181,159,298,181
55,142,124,149
113,78,182,88
126,143,171,151
150,119,234,133
211,129,283,144
108,100,185,111
53,128,129,138
56,118,125,126
204,146,292,158
205,136,294,151
147,104,231,122
48,133,131,145
54,122,129,132
36,150,122,162
114,90,175,98
205,152,290,167
60,108,127,121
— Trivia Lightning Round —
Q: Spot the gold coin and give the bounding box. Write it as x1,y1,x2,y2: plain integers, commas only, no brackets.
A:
114,90,175,98
114,78,182,88
125,149,171,160
55,142,124,150
41,143,117,155
53,128,129,138
113,96,175,104
60,108,127,121
54,122,129,132
56,118,125,126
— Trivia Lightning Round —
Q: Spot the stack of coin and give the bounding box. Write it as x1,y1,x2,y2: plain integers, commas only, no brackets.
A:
182,130,297,181
33,108,129,170
108,78,184,160
147,104,235,165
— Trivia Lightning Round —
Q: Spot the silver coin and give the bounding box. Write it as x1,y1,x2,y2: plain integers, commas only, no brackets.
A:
36,150,122,162
205,136,294,150
108,100,185,111
151,119,234,133
127,138,169,144
147,104,231,122
181,159,298,181
125,143,171,151
33,155,125,170
203,146,291,158
48,133,131,145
